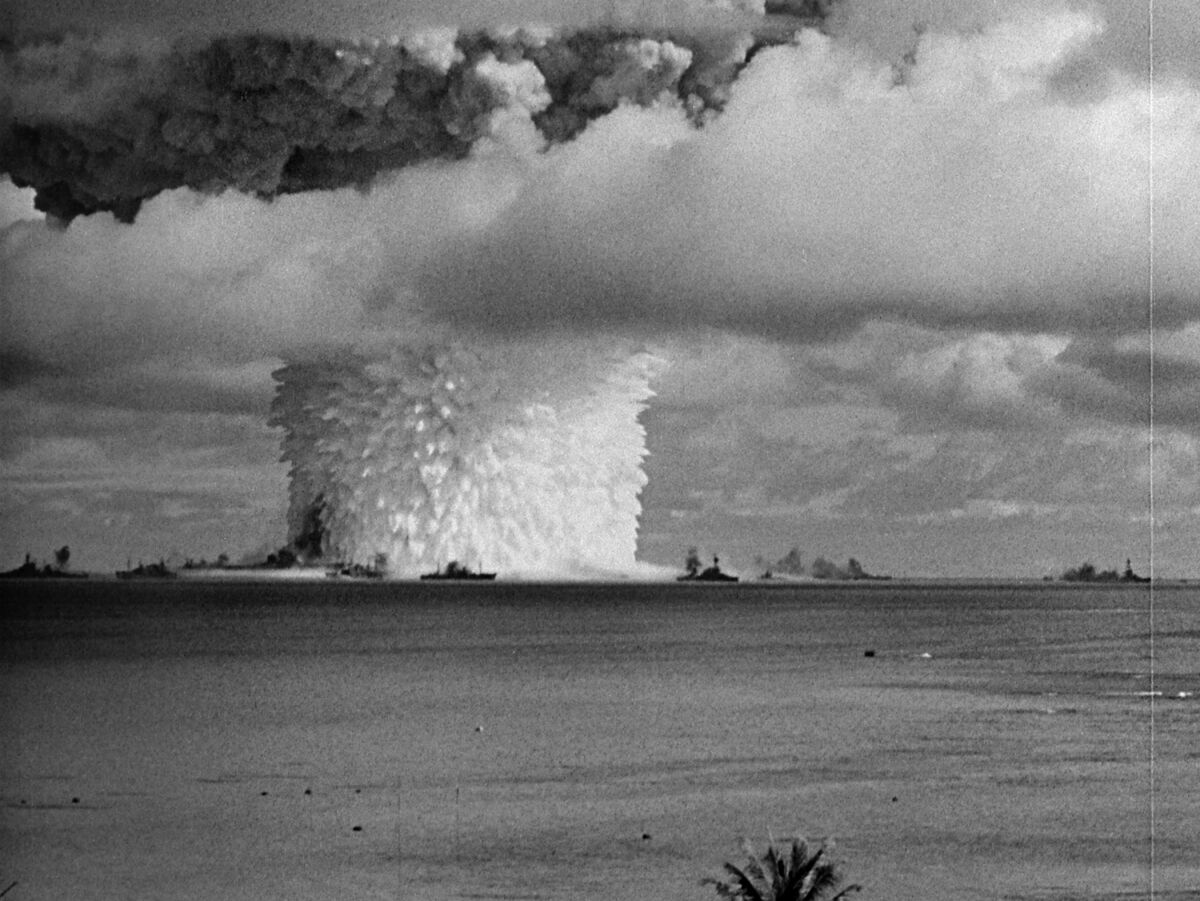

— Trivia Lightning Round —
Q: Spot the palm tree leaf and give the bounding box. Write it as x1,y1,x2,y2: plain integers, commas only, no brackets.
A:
804,863,845,901
700,876,742,900
722,862,766,901
796,844,824,881
739,849,769,888
706,831,858,901
789,837,813,876
763,842,786,893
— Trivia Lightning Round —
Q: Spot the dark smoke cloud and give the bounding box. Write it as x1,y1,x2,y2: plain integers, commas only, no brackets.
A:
0,11,831,222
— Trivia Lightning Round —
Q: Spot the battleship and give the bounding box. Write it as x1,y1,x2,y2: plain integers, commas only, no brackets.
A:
677,554,738,583
420,560,497,581
116,560,177,580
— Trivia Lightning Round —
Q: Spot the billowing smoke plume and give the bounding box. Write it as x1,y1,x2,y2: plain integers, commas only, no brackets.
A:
271,343,660,575
0,5,832,222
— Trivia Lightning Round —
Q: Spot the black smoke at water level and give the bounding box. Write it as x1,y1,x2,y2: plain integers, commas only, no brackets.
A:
1,4,833,223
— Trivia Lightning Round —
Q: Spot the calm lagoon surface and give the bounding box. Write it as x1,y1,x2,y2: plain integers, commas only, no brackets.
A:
1,580,1197,901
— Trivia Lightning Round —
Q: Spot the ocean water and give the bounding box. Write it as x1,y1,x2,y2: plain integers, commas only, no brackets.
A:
1,580,1196,901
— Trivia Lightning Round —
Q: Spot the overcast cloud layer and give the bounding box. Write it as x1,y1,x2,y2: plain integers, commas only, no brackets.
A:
2,0,1197,575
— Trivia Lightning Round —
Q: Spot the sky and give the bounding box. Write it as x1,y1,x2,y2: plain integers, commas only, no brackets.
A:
1,0,1197,578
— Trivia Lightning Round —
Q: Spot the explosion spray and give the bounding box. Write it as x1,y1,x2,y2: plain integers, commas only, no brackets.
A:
270,342,661,575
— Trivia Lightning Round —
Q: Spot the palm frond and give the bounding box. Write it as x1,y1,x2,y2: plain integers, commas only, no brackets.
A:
789,837,813,876
829,884,863,900
704,831,860,901
738,849,770,889
701,876,744,900
722,862,767,901
803,863,843,901
762,842,785,893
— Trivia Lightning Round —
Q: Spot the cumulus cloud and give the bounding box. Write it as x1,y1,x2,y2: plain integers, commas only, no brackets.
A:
886,332,1071,428
425,11,1195,339
0,182,38,228
1,156,533,370
832,0,1200,84
791,318,1199,436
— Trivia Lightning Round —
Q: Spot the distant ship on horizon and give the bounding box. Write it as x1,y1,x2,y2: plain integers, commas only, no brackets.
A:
325,561,385,580
677,554,738,583
116,560,176,580
420,560,497,581
1,552,88,580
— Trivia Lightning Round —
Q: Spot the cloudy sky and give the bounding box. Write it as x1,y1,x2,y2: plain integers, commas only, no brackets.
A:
2,0,1196,577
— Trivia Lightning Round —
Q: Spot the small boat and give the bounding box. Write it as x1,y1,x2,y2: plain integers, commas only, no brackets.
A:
420,560,497,581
